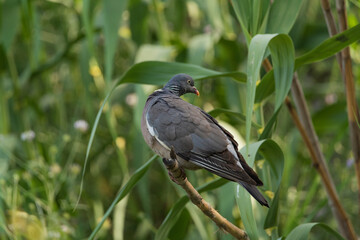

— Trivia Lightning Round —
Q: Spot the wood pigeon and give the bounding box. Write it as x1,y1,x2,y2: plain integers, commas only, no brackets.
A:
141,74,269,207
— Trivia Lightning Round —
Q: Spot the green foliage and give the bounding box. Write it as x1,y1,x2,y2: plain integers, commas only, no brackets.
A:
286,223,345,240
89,155,157,239
1,0,360,239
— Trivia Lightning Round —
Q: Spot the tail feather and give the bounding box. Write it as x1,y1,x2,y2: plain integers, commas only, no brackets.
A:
239,182,269,207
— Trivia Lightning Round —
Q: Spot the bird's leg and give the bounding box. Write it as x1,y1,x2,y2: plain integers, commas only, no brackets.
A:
162,147,186,184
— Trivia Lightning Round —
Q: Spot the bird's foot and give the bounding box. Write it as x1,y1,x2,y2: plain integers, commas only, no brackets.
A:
162,148,187,184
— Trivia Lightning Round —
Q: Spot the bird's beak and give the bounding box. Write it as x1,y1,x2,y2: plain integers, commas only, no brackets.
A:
193,87,200,96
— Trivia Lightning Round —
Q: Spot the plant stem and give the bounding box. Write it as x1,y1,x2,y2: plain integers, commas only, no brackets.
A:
289,75,357,240
321,0,360,220
163,148,249,240
335,0,360,219
262,57,357,239
320,0,343,72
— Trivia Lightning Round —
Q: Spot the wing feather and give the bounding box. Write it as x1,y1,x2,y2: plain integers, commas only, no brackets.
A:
146,93,261,185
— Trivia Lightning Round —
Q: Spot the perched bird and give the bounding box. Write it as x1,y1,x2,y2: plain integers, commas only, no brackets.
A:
141,74,269,207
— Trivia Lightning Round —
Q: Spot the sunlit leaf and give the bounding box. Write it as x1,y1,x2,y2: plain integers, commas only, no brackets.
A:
245,34,294,153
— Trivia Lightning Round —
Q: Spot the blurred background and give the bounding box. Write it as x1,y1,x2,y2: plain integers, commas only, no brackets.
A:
0,0,359,239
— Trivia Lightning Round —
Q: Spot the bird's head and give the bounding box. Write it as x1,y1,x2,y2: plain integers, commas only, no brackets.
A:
164,74,200,97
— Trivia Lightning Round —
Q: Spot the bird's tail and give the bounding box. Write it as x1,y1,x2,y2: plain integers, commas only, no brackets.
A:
239,182,269,207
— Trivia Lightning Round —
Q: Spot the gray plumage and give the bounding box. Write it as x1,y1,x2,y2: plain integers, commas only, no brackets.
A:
141,74,269,207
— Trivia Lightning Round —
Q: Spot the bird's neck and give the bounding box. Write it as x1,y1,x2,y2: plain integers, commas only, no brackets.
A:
163,85,183,97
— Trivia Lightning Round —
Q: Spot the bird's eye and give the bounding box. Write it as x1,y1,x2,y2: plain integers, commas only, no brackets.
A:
187,79,191,84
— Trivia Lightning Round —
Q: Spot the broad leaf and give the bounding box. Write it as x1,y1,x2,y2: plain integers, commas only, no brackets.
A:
245,34,294,153
231,0,270,44
120,61,246,85
256,24,360,104
295,24,360,67
266,0,304,34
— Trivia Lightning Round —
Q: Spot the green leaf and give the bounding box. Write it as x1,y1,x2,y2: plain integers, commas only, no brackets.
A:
231,0,270,44
1,1,20,50
256,140,284,189
155,196,188,240
255,24,360,104
268,35,295,110
231,0,252,44
120,61,246,85
236,139,284,239
245,34,294,153
235,184,259,239
267,0,304,34
259,108,280,140
155,178,228,240
295,24,360,68
255,70,274,103
168,208,191,240
208,108,262,129
286,223,344,240
103,0,128,84
88,155,157,240
264,188,280,230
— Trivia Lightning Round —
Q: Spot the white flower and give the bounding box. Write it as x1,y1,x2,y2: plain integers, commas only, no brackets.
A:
74,120,89,133
20,130,36,141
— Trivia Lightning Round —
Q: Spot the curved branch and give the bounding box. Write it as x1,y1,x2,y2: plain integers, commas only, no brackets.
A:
163,148,249,240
